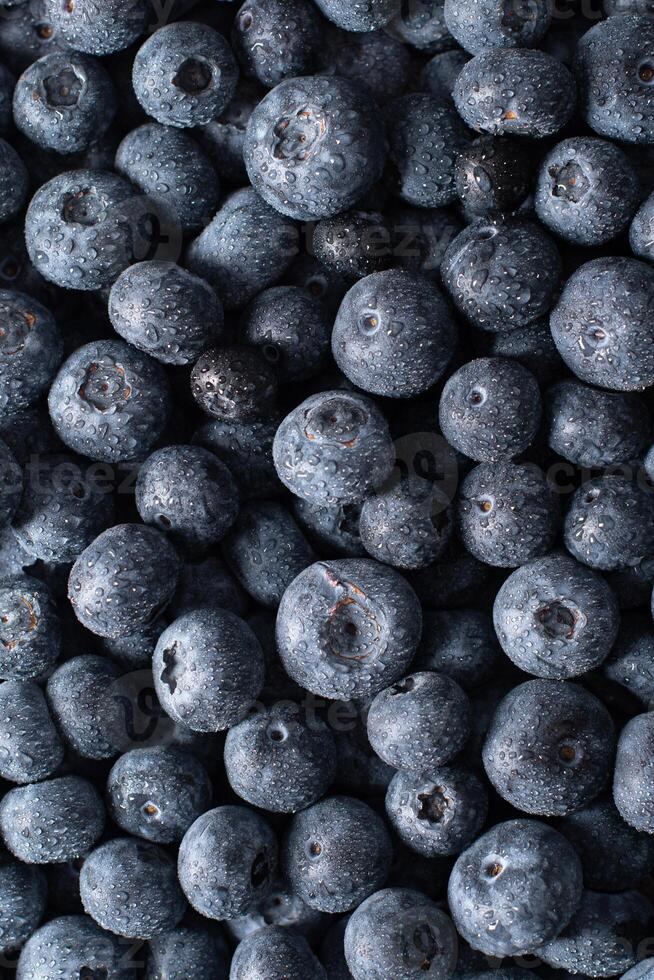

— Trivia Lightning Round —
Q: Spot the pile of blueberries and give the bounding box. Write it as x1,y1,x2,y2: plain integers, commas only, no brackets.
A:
2,0,654,977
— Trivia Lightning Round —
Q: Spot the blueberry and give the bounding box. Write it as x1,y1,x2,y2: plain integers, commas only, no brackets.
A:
550,257,654,391
564,477,654,573
630,189,654,261
0,437,22,529
574,14,654,144
332,269,457,398
153,609,264,731
49,340,171,463
320,28,412,104
230,925,327,980
273,391,395,506
444,0,551,54
539,889,654,977
493,554,620,679
241,284,331,382
178,805,278,920
135,445,239,553
311,0,400,32
0,1,65,76
386,94,470,209
146,920,230,980
283,795,393,913
68,524,179,639
448,818,583,957
223,500,315,607
16,914,138,980
344,887,458,980
556,796,654,892
0,403,61,465
231,0,322,88
439,358,542,463
0,775,104,864
421,49,471,103
43,0,148,55
46,654,124,760
602,613,654,706
454,48,576,138
132,22,239,129
312,210,392,279
244,76,386,221
483,679,616,815
25,169,152,291
367,671,470,772
535,137,639,246
80,837,186,939
606,560,654,612
387,0,454,53
386,765,488,857
194,416,280,500
546,379,650,468
282,251,351,314
276,558,422,699
441,217,562,332
613,711,654,832
12,453,115,564
457,463,561,569
0,574,60,680
185,187,299,310
115,123,220,236
191,346,278,422
0,853,46,956
13,51,116,154
359,475,453,570
0,289,62,414
224,701,337,812
109,260,224,366
413,609,500,689
454,136,531,217
292,497,366,558
225,878,327,945
487,319,565,389
0,680,64,784
107,746,212,844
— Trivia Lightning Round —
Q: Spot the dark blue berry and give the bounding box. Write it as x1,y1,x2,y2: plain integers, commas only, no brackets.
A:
367,671,470,772
442,217,562,332
276,558,422,699
43,0,149,55
332,269,457,398
241,284,331,382
439,357,542,463
344,887,458,980
448,819,583,957
550,257,654,391
0,775,104,864
178,805,278,920
0,289,62,414
0,573,60,680
17,914,138,979
244,76,386,221
273,391,395,506
13,51,116,154
493,553,620,679
386,765,488,857
107,746,212,844
0,680,64,783
230,925,327,980
80,837,187,939
231,0,323,89
483,679,616,815
444,0,551,54
153,609,264,731
132,21,239,128
68,524,180,639
283,795,393,913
